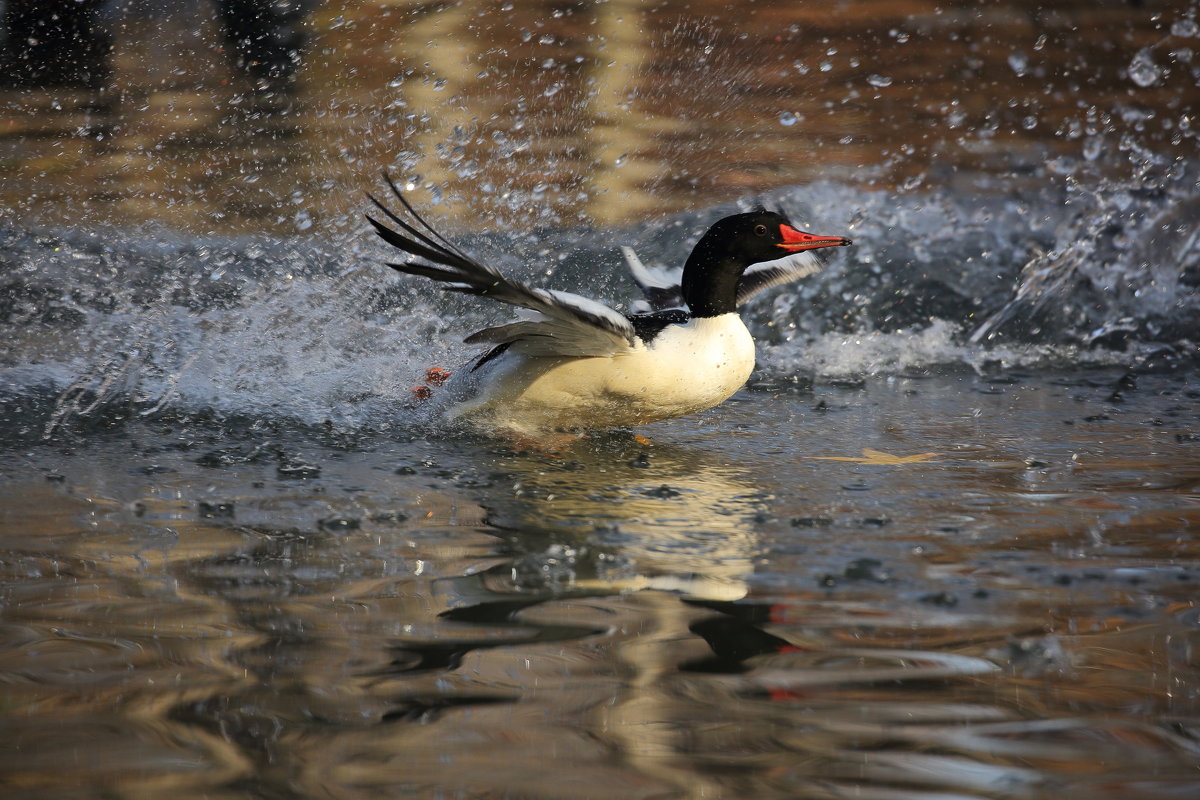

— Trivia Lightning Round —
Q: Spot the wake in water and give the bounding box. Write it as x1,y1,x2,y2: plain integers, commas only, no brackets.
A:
1,151,1197,439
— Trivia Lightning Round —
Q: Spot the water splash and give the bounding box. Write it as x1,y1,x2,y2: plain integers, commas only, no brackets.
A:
4,72,1198,437
1128,48,1162,88
0,226,468,435
3,150,1197,439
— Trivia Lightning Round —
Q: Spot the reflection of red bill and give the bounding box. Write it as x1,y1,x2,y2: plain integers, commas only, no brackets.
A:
805,448,940,464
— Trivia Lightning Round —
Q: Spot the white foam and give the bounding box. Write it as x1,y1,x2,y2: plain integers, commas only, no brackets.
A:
758,319,1131,380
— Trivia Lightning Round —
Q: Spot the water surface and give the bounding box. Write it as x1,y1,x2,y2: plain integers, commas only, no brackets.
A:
3,373,1199,798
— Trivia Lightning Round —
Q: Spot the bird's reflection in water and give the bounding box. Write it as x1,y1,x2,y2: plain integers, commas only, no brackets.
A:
10,426,1195,799
474,432,768,603
434,433,1155,800
414,432,765,797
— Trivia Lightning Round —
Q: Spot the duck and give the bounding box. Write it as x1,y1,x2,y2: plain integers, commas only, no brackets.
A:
367,176,851,437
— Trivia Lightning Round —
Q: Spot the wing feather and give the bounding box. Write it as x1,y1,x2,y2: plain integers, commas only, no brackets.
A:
622,246,684,312
623,244,827,311
368,174,638,357
734,250,825,306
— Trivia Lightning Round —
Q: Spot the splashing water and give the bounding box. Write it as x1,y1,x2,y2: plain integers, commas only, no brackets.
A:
2,148,1196,440
1,0,1198,439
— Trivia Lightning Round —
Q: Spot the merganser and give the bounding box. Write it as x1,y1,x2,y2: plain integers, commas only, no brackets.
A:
368,176,851,436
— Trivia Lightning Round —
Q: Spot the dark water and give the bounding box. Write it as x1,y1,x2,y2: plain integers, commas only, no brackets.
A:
2,1,1200,798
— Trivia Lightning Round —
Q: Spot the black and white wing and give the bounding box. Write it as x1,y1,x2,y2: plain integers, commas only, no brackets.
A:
368,175,639,358
621,246,684,313
734,250,825,307
622,245,826,312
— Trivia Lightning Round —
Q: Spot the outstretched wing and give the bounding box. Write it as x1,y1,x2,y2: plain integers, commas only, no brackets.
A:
622,245,827,312
734,250,826,306
367,174,639,357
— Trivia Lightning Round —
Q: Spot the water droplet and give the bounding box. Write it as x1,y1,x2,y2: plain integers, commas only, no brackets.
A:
778,111,798,127
614,153,627,167
1033,34,1047,51
1008,51,1028,76
543,81,563,97
818,60,832,72
433,78,447,91
1022,115,1038,130
867,74,892,87
1171,17,1198,37
293,210,313,231
1082,136,1104,161
1128,48,1161,87
1046,156,1077,175
539,34,555,45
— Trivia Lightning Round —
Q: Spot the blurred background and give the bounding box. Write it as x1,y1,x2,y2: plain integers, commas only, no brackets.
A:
2,0,1194,234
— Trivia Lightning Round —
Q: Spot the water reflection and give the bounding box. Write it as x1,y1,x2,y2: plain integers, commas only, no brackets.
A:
3,1,1193,233
482,437,765,600
2,379,1199,798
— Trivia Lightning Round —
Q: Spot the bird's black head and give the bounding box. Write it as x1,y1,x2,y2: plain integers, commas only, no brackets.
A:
681,210,851,317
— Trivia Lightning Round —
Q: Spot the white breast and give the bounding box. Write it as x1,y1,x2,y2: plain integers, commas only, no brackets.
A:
443,313,756,434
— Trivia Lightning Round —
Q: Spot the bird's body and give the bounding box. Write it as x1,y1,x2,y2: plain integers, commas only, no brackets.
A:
367,177,851,437
438,314,755,434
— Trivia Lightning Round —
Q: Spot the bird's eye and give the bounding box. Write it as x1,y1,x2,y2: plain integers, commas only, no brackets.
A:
753,224,768,236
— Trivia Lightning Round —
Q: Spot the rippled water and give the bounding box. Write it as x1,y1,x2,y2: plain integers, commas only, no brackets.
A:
2,1,1200,798
2,374,1199,798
